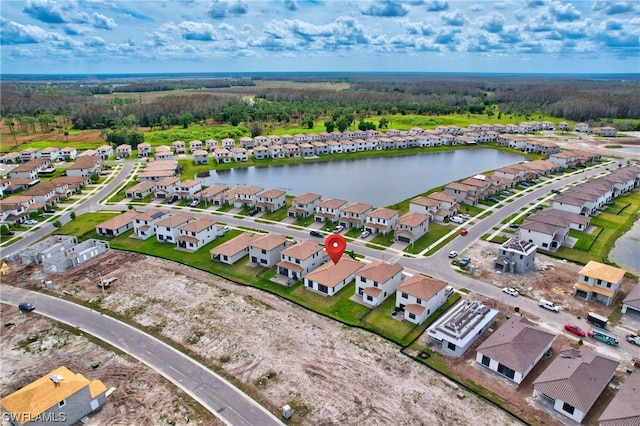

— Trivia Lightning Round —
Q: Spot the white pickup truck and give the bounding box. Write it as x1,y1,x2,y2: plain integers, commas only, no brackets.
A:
626,334,640,346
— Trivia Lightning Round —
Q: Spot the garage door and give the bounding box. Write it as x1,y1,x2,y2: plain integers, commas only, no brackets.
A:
397,236,411,243
624,305,640,319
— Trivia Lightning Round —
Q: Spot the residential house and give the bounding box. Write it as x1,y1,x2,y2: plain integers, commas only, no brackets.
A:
395,274,449,325
288,193,322,218
0,152,21,163
95,210,139,237
476,316,555,384
574,122,589,132
231,147,248,162
426,300,499,357
154,177,180,199
621,284,640,318
0,366,108,426
137,142,152,157
205,139,219,151
0,196,32,224
529,209,591,231
518,219,566,251
277,239,327,280
194,184,228,204
326,140,343,154
409,196,439,216
394,212,430,244
239,137,253,149
221,138,235,149
210,232,260,265
549,151,580,168
20,147,41,162
125,180,156,199
314,198,348,223
212,186,242,206
116,144,132,158
132,209,170,240
77,149,98,158
96,145,113,160
255,189,286,212
493,238,537,274
66,156,102,177
174,179,203,199
592,126,617,137
494,165,528,182
40,147,60,162
253,135,267,146
177,216,219,251
304,256,363,296
355,261,404,307
599,371,640,426
525,140,560,155
248,234,288,267
339,202,373,229
172,140,186,154
9,159,50,180
574,261,625,306
155,146,174,160
136,169,175,182
188,139,203,153
364,208,399,235
425,192,459,223
300,143,315,157
193,149,209,165
214,148,231,163
234,186,263,209
533,347,618,423
283,143,300,158
51,176,88,193
444,182,479,206
22,182,59,206
312,141,328,155
252,146,269,160
155,212,195,243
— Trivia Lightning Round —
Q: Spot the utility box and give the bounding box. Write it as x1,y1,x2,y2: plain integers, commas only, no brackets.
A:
282,405,292,419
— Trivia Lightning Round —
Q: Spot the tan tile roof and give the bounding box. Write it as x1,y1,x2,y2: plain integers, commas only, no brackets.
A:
156,177,180,186
411,196,439,207
445,182,476,192
11,159,49,173
0,366,106,421
211,232,261,257
23,182,56,196
280,239,323,260
156,212,195,228
259,189,286,199
533,346,618,413
317,198,347,209
237,186,263,196
579,261,626,284
599,369,640,425
179,216,217,233
304,256,363,288
178,179,201,188
397,274,447,300
477,316,555,373
195,184,228,198
367,207,399,220
293,192,321,205
250,234,288,251
134,209,169,222
356,260,403,283
427,191,456,203
96,210,139,230
67,156,100,170
397,212,429,227
342,202,373,214
127,180,156,193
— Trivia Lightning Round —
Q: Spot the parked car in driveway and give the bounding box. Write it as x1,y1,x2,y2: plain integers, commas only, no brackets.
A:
520,182,530,187
309,230,323,238
189,199,200,207
459,214,471,220
459,257,471,266
450,216,464,224
500,191,510,196
18,302,35,312
551,189,561,194
360,230,370,239
503,287,519,297
448,251,458,258
488,197,499,203
248,209,260,216
167,195,179,204
24,219,39,225
509,223,520,229
564,324,586,337
333,225,344,233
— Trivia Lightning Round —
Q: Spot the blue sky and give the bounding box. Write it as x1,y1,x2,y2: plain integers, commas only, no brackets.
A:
1,0,638,75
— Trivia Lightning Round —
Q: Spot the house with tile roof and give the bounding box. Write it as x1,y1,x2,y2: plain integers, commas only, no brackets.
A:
476,316,555,384
599,371,640,426
177,216,219,251
194,184,228,204
394,212,430,244
231,147,248,162
214,148,231,163
255,189,286,213
40,147,60,162
355,261,404,307
116,144,132,158
154,177,180,199
248,234,288,267
252,145,269,160
172,140,186,154
132,209,170,240
304,256,363,296
66,156,102,178
518,217,567,251
533,347,618,423
95,210,139,237
96,145,113,160
287,193,322,218
364,208,399,235
0,366,108,426
125,180,156,199
137,142,152,157
339,202,373,229
188,139,203,153
234,186,263,209
20,147,41,162
277,239,327,280
426,299,498,357
621,284,640,318
9,159,50,180
155,213,195,243
210,232,261,265
22,182,60,206
574,261,626,306
395,274,449,325
314,198,348,223
444,182,479,206
193,149,209,165
174,179,202,200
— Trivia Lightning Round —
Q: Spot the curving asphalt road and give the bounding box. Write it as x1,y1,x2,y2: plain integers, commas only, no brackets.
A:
0,286,283,426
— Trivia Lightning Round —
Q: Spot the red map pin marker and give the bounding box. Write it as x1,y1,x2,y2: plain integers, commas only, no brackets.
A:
325,234,346,265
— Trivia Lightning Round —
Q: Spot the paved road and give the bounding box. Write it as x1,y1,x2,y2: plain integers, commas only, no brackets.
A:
0,286,284,426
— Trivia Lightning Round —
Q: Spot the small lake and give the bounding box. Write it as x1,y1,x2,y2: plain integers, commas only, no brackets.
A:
199,149,525,206
609,219,640,276
611,146,640,155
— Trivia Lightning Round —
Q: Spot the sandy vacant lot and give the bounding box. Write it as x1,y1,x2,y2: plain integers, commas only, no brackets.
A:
2,252,520,426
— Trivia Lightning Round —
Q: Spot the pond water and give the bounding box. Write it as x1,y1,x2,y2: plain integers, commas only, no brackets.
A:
611,146,640,155
199,149,525,206
609,219,640,276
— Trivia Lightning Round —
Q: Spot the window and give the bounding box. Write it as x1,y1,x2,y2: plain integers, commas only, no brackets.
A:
367,295,373,302
58,400,66,408
597,279,602,284
261,249,266,254
481,355,490,367
562,402,575,415
318,284,328,294
447,342,456,351
295,259,300,264
584,276,589,282
408,313,415,319
606,282,612,288
360,276,366,283
260,259,267,264
401,292,408,299
416,298,422,304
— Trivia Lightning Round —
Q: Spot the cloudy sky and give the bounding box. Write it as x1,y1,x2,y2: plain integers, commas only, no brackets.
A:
1,0,638,75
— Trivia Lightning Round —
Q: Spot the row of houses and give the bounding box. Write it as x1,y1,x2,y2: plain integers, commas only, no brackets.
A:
518,166,640,254
5,156,102,183
1,145,115,164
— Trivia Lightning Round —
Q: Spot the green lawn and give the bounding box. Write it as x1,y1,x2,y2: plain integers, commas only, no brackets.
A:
56,212,120,239
404,222,455,254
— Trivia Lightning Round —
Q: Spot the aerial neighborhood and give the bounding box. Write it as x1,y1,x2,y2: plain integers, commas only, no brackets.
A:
1,116,639,426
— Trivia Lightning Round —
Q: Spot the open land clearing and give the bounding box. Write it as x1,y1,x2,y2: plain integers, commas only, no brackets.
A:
2,251,520,426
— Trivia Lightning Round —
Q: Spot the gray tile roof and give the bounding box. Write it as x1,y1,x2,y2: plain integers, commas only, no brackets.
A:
599,372,640,426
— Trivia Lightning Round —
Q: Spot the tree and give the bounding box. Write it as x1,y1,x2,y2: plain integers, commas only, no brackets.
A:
70,212,76,220
249,122,263,137
378,117,389,129
0,225,11,235
305,117,314,129
64,131,69,142
324,121,335,133
90,173,100,184
336,117,350,132
358,121,376,131
53,220,62,228
179,113,194,129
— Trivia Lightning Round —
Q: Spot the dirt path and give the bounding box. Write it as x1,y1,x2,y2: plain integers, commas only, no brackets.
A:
2,252,520,425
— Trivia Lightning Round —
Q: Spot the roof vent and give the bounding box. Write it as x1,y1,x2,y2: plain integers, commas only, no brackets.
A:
49,374,63,383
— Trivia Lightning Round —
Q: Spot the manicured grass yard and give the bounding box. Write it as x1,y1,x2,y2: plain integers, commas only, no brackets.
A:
404,222,453,254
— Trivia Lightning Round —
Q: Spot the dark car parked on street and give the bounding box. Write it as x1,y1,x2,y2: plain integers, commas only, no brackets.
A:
18,302,35,312
309,230,323,238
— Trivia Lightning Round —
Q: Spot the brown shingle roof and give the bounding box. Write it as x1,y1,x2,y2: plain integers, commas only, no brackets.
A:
211,232,261,257
292,192,321,205
250,234,288,251
280,239,323,260
599,371,640,425
397,274,447,300
96,210,139,230
304,256,363,288
156,212,195,228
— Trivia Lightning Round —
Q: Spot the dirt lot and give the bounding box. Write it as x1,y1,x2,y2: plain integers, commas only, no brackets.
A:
2,252,520,426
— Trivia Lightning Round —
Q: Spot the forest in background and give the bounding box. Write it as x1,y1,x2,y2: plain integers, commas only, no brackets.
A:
2,74,639,144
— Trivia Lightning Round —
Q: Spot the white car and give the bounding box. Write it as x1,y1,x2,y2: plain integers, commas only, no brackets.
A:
448,251,458,258
503,287,519,297
539,298,560,312
189,200,200,207
459,214,471,220
360,230,370,239
24,219,39,225
222,225,230,234
333,225,344,233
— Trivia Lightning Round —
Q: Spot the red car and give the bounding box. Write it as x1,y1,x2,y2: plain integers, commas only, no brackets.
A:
564,324,586,337
460,229,468,236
